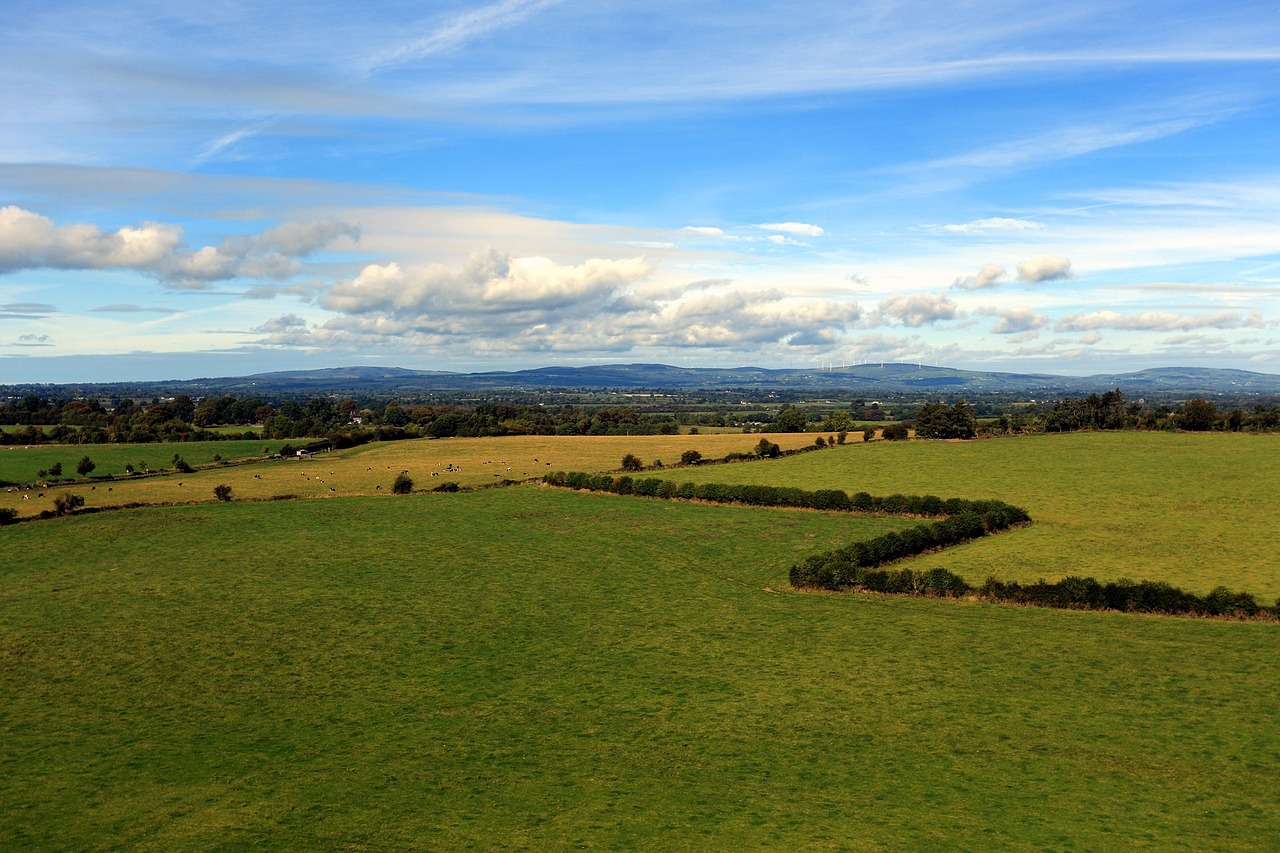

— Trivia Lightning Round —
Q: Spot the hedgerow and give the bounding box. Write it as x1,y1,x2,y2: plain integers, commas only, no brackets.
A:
542,470,1273,619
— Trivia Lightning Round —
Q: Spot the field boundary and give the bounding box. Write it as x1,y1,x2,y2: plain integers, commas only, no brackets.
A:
542,470,1275,621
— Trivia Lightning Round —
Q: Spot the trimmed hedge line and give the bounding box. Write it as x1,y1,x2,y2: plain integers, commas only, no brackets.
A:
544,470,1029,577
543,470,1274,619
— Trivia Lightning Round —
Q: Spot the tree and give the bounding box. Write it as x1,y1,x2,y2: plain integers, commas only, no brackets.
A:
915,402,976,440
823,410,855,432
754,437,782,458
1180,398,1218,431
774,406,808,433
392,473,414,494
76,455,96,477
680,449,703,465
49,462,63,478
213,484,233,502
621,453,644,471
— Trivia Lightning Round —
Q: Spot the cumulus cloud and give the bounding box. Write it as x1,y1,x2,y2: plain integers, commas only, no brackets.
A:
942,218,1043,234
1016,254,1073,283
321,250,651,320
872,291,959,327
252,313,310,334
951,263,1008,290
755,222,824,237
262,248,863,357
0,206,359,289
1056,310,1265,333
987,306,1048,335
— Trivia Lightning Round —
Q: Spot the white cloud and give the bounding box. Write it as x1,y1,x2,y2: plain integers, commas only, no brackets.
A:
321,250,652,319
1080,332,1104,344
679,226,730,240
873,291,959,327
1055,310,1266,332
267,248,865,358
755,222,824,237
942,218,1043,234
1016,254,1073,283
0,206,182,274
252,313,310,334
0,207,358,288
987,306,1048,335
952,263,1009,290
364,0,565,71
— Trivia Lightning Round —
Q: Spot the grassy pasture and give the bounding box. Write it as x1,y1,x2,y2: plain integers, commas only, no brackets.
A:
0,432,817,519
674,431,1280,600
0,440,293,485
2,489,1278,850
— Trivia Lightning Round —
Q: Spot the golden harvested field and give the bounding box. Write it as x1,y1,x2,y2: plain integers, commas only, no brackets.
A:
1,432,823,518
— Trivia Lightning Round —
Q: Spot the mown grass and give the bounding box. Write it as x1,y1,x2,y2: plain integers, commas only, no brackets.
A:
0,432,818,519
2,488,1277,850
673,431,1280,600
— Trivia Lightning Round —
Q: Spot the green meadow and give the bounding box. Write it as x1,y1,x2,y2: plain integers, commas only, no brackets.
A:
3,431,1280,849
0,440,295,484
3,487,1278,850
675,431,1280,601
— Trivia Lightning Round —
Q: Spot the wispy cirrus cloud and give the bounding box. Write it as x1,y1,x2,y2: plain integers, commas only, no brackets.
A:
364,0,565,73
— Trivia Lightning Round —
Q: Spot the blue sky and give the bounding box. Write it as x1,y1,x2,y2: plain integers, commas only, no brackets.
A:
2,0,1279,382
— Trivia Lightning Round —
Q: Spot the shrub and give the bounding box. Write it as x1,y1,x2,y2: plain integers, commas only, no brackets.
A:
213,484,233,502
621,453,643,472
392,473,414,494
172,456,194,474
53,493,85,516
680,449,703,465
881,423,910,441
432,481,460,492
0,507,17,526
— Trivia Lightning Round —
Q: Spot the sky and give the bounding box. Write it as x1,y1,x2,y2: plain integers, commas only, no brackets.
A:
2,1,1279,383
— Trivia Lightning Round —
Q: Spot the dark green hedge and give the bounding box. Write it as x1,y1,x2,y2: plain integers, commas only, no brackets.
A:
543,470,1273,619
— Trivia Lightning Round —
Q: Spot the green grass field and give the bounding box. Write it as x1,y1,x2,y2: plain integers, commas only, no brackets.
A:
3,488,1277,850
0,440,296,485
674,431,1280,601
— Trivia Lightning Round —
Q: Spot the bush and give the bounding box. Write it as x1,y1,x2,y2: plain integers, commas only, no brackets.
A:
680,449,703,465
0,507,17,525
392,473,414,494
53,493,85,516
172,455,194,473
213,484,233,502
621,453,643,471
881,423,910,441
432,481,460,492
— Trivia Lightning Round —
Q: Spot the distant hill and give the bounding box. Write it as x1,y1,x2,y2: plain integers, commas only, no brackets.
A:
6,362,1280,399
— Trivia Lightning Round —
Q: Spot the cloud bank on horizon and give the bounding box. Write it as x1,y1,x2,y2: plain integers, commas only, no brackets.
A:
2,0,1279,381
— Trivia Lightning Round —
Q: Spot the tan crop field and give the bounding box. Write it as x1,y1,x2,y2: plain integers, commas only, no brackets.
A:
0,432,821,518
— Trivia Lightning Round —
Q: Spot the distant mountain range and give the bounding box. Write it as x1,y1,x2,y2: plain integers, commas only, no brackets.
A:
8,363,1280,398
